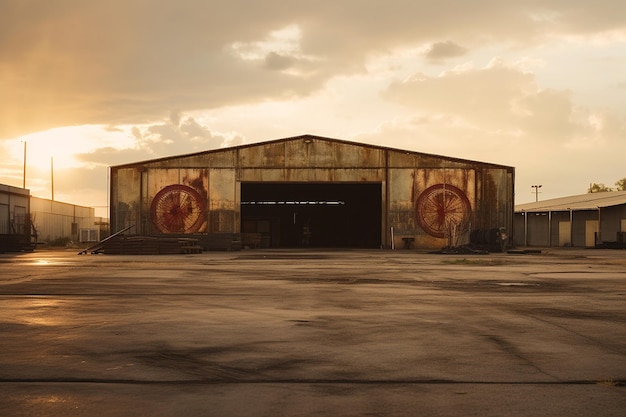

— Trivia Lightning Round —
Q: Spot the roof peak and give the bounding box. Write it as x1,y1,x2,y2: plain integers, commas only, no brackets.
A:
110,134,514,169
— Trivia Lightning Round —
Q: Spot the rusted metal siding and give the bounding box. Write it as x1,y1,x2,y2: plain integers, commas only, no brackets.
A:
110,168,141,233
388,150,471,169
238,139,385,168
238,142,286,167
405,168,476,248
109,135,514,249
208,168,237,233
142,150,237,169
473,168,514,231
238,168,385,183
141,168,208,234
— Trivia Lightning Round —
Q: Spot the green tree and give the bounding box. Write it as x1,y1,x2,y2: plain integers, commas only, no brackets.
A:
615,178,626,191
588,183,613,193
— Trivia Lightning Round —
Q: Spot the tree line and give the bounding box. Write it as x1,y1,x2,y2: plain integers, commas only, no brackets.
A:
588,178,626,193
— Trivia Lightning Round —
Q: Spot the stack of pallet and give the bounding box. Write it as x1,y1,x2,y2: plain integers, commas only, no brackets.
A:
89,235,202,255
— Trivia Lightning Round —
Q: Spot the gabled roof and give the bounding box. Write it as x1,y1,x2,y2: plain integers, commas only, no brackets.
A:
515,191,626,212
111,134,514,169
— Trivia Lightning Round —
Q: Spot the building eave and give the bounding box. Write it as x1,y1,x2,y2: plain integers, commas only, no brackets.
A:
110,134,515,171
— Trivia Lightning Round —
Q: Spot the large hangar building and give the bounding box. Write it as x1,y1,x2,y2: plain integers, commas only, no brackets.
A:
109,135,514,250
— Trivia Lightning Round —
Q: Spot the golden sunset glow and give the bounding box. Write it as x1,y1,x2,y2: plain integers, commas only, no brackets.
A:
1,1,625,212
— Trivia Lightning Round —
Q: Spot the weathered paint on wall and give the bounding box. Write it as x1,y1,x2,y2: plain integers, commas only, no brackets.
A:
110,168,141,232
209,168,236,233
409,168,476,248
110,135,514,249
0,185,30,235
142,169,209,234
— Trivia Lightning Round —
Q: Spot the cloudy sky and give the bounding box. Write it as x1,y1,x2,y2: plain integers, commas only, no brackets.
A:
1,0,625,216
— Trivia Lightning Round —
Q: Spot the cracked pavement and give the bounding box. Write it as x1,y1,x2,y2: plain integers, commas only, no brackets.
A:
1,248,625,416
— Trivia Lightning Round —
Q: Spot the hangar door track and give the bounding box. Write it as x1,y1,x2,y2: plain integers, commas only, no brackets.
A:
241,182,382,248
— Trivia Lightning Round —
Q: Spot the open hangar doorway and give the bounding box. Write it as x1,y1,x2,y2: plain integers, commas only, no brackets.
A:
241,182,382,248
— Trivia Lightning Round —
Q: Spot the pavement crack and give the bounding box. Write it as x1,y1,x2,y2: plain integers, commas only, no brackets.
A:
484,334,560,380
0,378,623,386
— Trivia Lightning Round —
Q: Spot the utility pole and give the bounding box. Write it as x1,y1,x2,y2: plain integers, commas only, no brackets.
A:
22,140,27,189
51,156,54,201
531,184,542,202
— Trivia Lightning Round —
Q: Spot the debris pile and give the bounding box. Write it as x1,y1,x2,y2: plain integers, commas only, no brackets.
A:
80,235,202,255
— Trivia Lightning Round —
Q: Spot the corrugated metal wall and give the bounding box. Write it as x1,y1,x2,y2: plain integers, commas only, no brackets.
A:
601,205,626,243
30,197,99,243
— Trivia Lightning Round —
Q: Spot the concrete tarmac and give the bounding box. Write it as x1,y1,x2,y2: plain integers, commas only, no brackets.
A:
0,247,625,416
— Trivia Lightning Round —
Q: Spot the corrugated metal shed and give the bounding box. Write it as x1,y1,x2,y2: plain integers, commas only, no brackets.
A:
110,134,515,250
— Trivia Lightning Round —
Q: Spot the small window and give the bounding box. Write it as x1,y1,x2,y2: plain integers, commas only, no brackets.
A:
80,229,99,242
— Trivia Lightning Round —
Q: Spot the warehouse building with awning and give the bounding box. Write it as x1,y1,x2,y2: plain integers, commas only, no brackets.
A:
514,191,626,248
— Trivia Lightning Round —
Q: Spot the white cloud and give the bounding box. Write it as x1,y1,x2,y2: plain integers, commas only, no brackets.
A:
230,24,304,61
424,41,468,62
385,58,540,132
122,114,242,161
